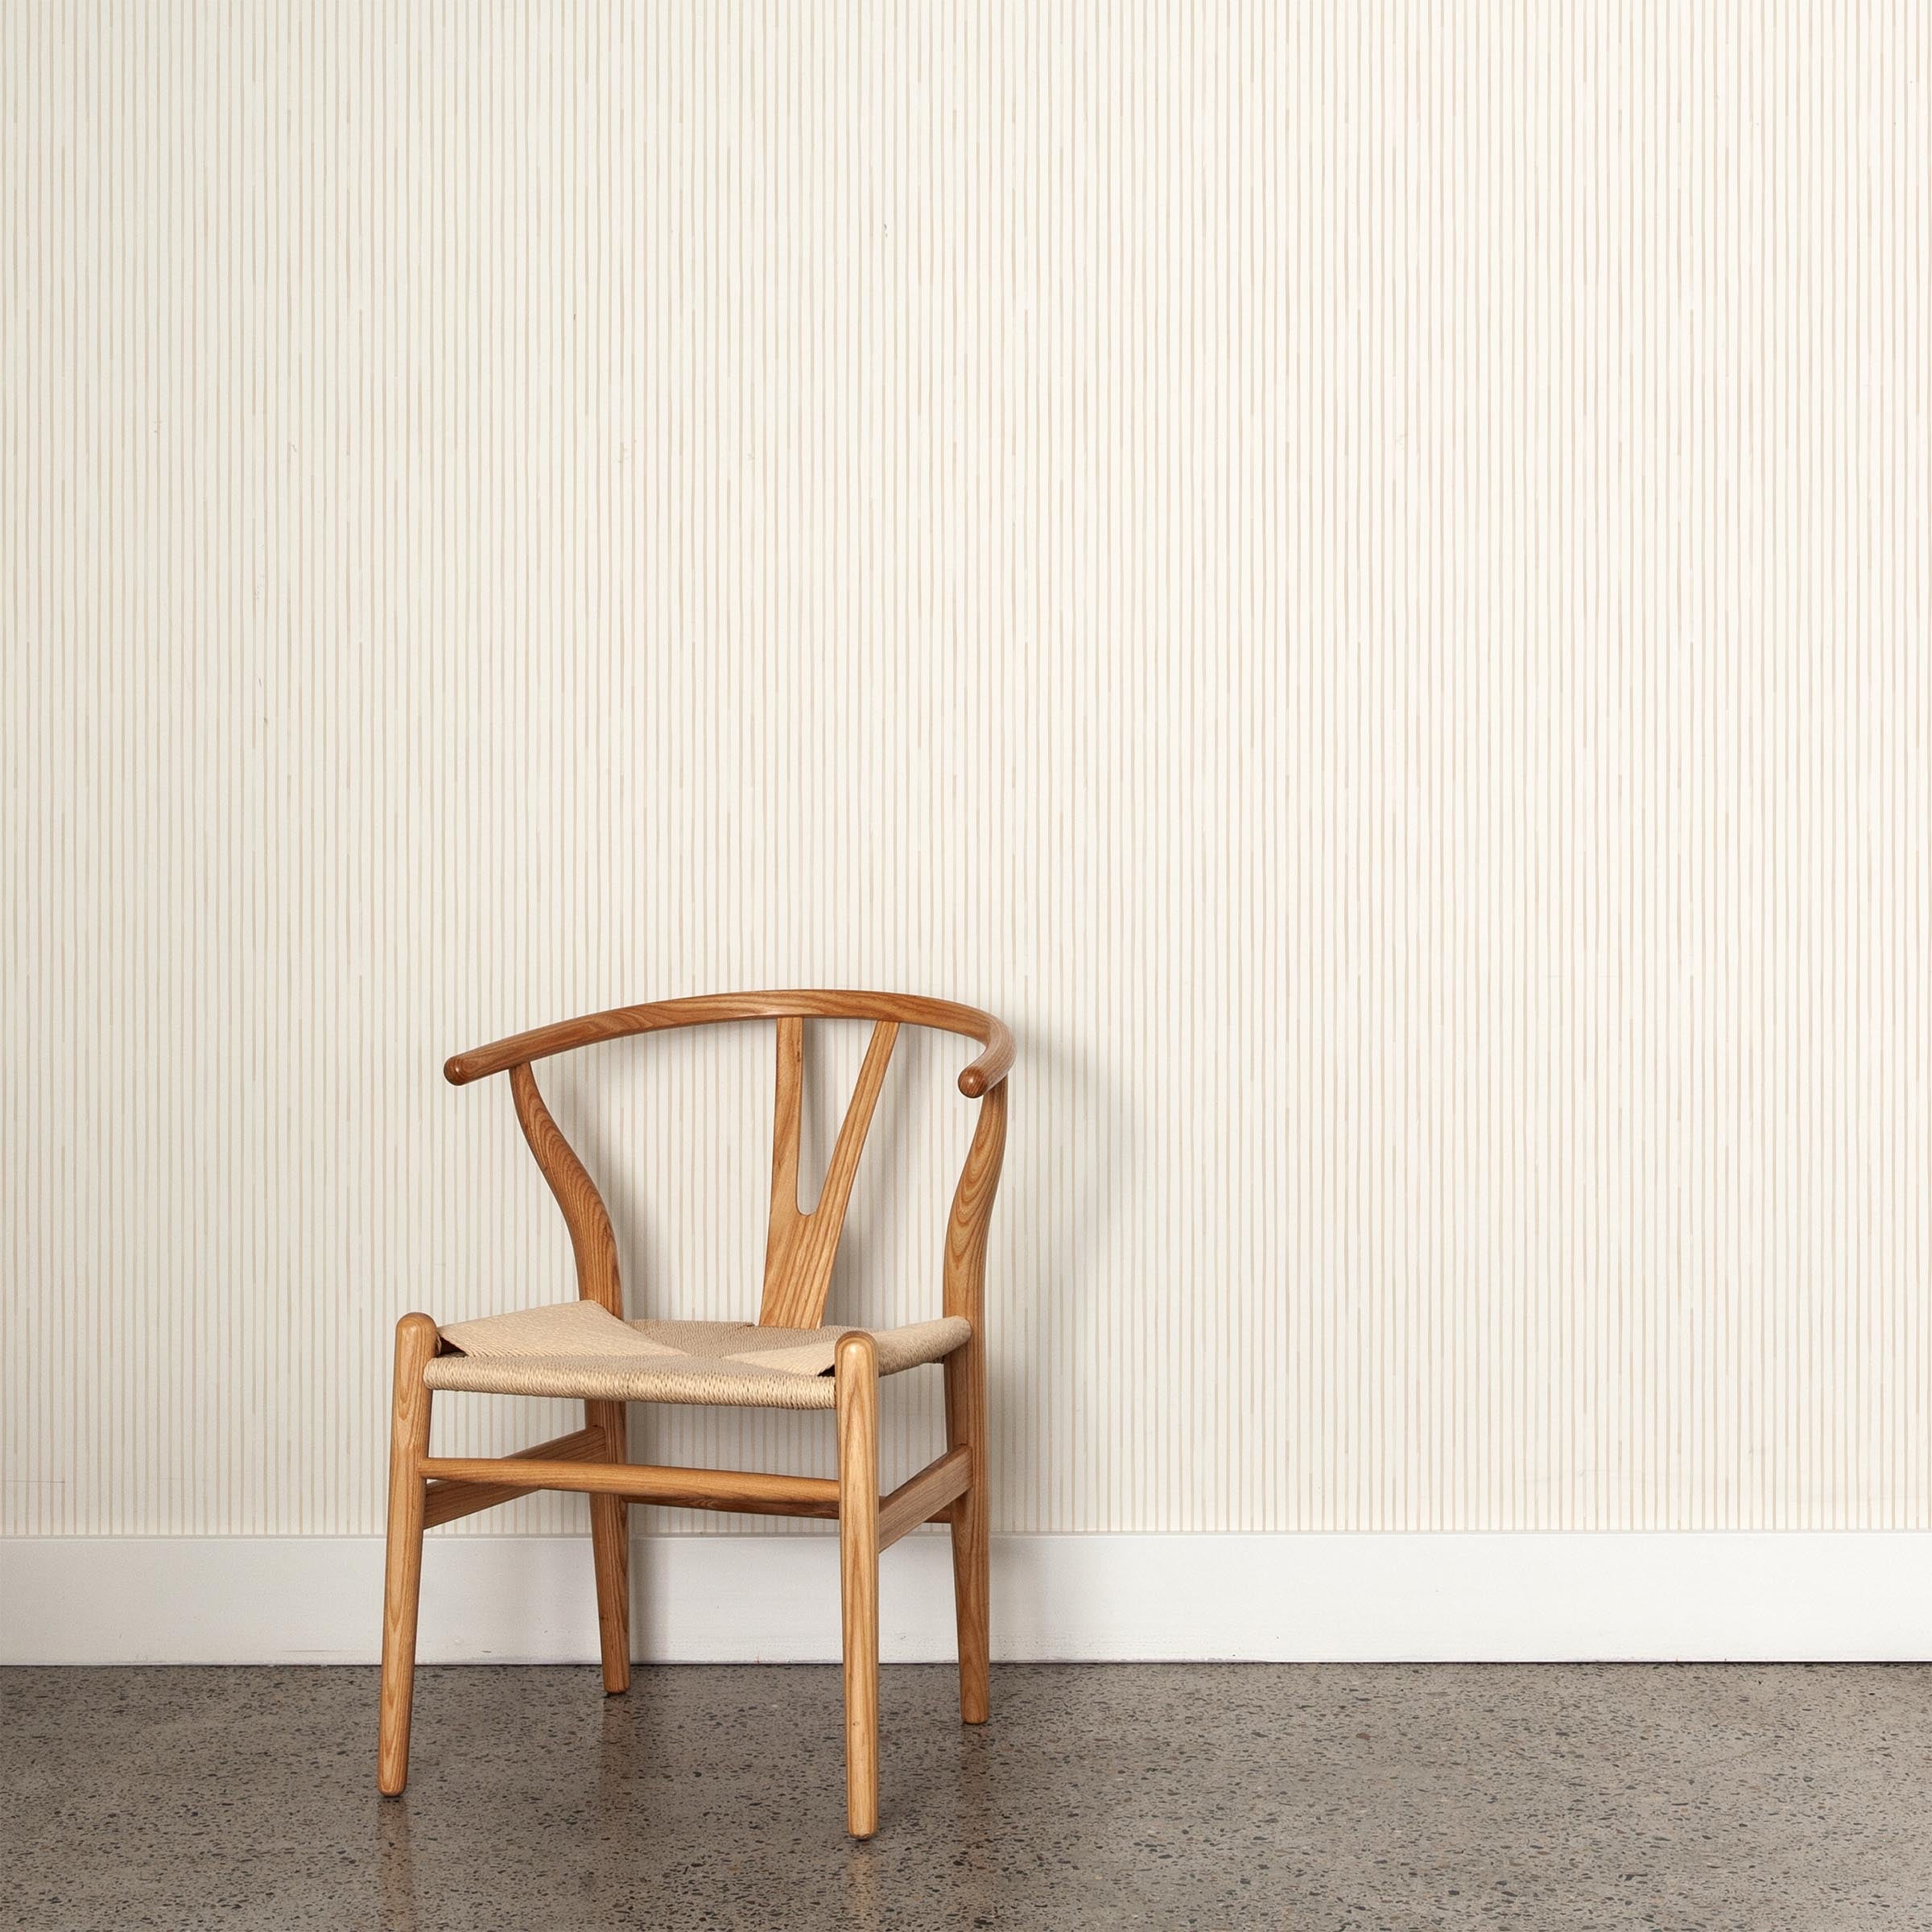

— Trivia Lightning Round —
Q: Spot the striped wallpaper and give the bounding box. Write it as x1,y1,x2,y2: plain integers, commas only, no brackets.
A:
5,2,1928,1540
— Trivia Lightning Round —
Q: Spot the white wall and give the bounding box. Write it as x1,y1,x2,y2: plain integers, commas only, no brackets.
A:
5,3,1929,1584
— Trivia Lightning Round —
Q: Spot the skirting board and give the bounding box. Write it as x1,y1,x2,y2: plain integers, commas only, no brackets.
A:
4,1532,1929,1666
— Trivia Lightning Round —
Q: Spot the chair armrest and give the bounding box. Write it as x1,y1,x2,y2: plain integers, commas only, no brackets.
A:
955,1022,1014,1098
444,991,1013,1096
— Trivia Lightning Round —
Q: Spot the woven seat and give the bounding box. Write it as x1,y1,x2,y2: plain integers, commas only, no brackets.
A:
423,1298,972,1409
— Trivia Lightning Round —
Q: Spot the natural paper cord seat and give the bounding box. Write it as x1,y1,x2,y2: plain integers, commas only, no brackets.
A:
376,990,1012,1840
424,1299,972,1408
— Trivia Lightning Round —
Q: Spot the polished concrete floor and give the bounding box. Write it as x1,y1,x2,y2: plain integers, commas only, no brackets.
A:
4,1662,1929,1930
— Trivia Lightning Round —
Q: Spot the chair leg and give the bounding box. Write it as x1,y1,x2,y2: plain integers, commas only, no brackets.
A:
378,1313,440,1795
835,1331,880,1838
943,1340,991,1724
586,1398,631,1695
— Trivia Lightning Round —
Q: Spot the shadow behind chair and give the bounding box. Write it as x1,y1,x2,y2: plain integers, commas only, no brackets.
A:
375,990,1012,1838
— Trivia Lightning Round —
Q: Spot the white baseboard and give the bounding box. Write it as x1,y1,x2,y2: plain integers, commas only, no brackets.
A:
4,1531,1928,1666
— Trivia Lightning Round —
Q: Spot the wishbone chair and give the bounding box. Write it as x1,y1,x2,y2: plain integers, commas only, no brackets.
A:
374,989,1012,1837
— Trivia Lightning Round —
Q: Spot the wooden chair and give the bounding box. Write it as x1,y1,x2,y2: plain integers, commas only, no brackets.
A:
376,990,1012,1838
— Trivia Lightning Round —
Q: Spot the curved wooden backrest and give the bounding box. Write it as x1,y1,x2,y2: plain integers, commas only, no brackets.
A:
447,991,1012,1332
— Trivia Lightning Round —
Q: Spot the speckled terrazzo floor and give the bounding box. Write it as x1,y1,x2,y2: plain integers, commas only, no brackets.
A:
4,1664,1930,1932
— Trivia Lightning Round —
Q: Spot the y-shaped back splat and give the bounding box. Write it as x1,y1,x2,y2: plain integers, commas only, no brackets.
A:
761,1018,899,1328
